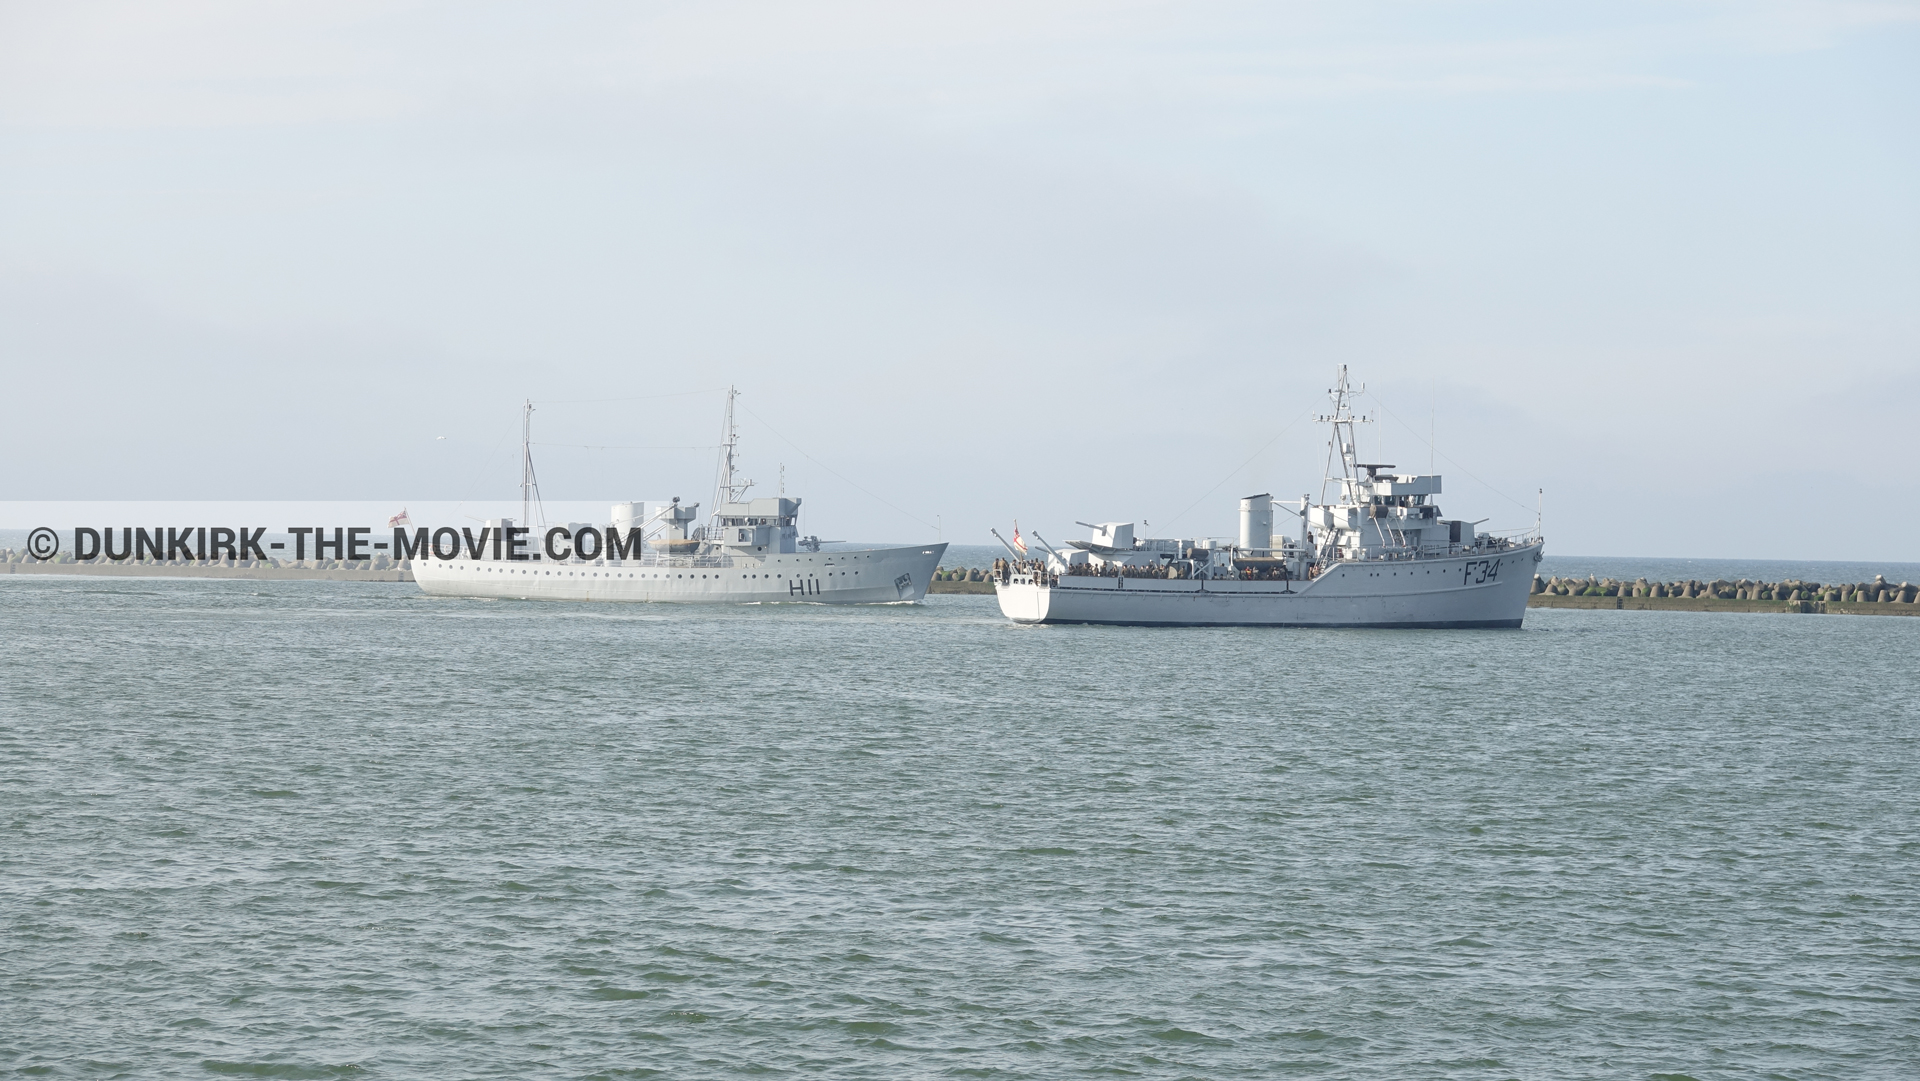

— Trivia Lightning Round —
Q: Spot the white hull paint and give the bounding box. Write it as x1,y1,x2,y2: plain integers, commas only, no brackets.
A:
414,543,948,605
996,543,1543,628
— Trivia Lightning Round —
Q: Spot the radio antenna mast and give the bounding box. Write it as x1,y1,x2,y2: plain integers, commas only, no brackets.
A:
1315,365,1372,505
711,386,755,525
520,399,544,530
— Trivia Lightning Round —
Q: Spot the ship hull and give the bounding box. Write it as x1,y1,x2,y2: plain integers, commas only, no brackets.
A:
413,543,947,605
995,544,1542,628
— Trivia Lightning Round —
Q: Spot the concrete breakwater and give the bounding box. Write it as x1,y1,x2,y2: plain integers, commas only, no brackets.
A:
1,549,412,582
930,566,996,594
1531,574,1920,616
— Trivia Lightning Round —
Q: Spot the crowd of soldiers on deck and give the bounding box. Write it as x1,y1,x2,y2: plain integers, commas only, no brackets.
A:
991,555,1300,583
991,557,1050,585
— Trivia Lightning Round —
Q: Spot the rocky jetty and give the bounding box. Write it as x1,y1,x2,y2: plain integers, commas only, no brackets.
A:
1530,573,1918,616
1533,574,1916,603
929,566,996,594
0,549,412,581
3,548,408,570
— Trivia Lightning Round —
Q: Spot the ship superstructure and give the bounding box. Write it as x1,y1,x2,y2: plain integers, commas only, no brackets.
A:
991,367,1542,627
413,389,945,605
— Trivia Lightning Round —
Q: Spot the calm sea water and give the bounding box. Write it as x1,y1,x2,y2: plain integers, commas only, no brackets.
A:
4,576,1917,1079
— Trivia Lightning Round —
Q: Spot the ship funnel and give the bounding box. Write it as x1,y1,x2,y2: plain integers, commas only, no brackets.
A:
611,502,643,531
1239,494,1273,552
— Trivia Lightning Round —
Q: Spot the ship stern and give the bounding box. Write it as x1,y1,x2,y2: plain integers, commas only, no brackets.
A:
994,580,1049,623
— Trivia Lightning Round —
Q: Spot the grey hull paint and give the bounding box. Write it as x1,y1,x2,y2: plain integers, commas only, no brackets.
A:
414,542,948,605
996,543,1542,629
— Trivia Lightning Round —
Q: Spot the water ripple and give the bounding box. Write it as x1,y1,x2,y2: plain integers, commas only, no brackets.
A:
2,578,1917,1078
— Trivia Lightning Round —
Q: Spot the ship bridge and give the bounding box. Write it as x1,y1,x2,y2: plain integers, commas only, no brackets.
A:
715,497,801,554
1314,468,1482,557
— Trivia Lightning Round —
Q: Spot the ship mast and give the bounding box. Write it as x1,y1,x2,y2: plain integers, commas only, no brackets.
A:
520,398,544,530
1315,365,1370,505
711,386,754,520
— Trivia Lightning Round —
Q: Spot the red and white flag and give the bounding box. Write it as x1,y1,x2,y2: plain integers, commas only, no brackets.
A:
387,508,413,528
1011,521,1028,555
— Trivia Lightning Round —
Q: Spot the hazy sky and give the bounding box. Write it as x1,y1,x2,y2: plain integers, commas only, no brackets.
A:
2,1,1915,558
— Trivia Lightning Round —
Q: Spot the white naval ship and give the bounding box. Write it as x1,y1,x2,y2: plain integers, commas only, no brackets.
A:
413,391,946,605
991,368,1543,628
